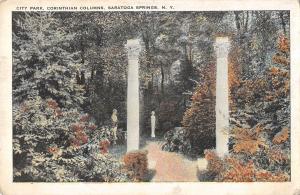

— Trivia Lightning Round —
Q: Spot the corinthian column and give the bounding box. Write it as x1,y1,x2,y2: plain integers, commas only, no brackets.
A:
214,37,230,156
126,39,142,152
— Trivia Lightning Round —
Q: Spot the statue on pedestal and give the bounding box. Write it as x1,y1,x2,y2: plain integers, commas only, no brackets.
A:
111,109,118,144
151,111,156,138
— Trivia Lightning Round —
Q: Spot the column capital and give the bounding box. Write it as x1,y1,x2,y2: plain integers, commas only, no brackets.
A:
126,39,142,58
214,37,230,58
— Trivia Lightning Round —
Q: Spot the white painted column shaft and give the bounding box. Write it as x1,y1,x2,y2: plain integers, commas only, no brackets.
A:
214,37,230,156
126,39,141,152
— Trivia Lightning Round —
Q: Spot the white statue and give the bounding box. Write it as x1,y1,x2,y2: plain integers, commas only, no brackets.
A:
111,109,118,143
151,111,156,138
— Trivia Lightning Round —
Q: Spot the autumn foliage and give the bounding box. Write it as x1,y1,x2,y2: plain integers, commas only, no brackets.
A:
278,34,290,53
205,149,289,182
228,47,242,89
99,139,110,154
182,64,216,155
231,126,267,155
70,124,89,147
203,35,290,182
123,150,149,181
272,127,289,145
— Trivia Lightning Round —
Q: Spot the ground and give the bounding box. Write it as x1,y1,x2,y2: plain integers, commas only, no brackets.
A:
109,138,207,182
144,141,198,181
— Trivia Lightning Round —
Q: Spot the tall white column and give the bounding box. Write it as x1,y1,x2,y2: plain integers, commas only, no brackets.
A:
126,39,141,152
214,37,230,156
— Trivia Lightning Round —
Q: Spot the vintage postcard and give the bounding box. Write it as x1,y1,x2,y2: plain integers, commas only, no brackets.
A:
0,0,300,194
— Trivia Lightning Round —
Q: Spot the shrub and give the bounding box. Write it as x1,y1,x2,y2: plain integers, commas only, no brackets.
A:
231,126,268,155
197,169,218,182
13,96,132,182
272,127,289,145
123,150,148,181
204,149,224,174
99,139,110,154
81,153,131,182
181,64,216,156
161,127,191,155
204,150,289,182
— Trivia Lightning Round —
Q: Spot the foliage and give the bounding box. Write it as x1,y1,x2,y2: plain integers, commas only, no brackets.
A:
62,12,135,126
204,35,290,182
87,43,128,126
123,150,149,181
99,139,111,154
204,150,289,182
233,11,287,78
12,12,84,108
204,149,224,174
13,97,131,182
272,127,289,144
181,64,216,155
161,127,192,155
231,126,268,155
80,153,131,182
157,100,183,132
139,12,228,136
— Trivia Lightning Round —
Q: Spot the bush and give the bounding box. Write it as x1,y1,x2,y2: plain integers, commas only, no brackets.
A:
204,149,224,174
161,127,191,155
180,64,216,156
123,150,148,181
204,150,289,182
13,96,132,182
99,139,110,154
197,169,218,182
80,153,131,182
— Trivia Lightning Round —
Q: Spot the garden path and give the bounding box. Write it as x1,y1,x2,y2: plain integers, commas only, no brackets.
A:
142,141,206,182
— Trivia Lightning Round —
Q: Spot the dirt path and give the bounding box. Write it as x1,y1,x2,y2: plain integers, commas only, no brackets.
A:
142,141,200,182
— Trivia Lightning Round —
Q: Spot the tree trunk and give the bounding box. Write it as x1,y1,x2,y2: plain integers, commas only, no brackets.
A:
142,33,150,53
160,64,164,95
76,71,81,84
188,43,193,64
151,72,154,93
91,67,95,81
245,11,249,32
80,36,85,65
80,71,85,85
234,12,241,33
